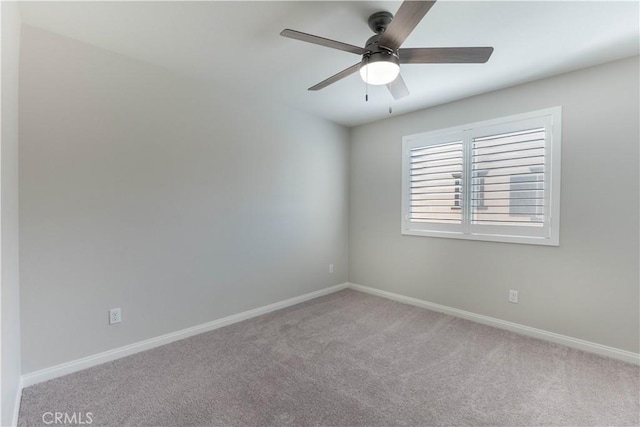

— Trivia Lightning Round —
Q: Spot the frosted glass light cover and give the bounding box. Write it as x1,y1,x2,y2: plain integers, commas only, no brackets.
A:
359,61,400,85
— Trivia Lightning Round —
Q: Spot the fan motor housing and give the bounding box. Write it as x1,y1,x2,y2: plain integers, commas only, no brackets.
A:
363,33,399,59
361,49,399,68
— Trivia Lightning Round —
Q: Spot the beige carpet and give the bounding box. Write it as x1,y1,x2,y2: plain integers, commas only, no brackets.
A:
18,289,640,426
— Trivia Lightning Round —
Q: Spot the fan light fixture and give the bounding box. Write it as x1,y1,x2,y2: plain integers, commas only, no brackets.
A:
280,1,495,99
359,52,400,85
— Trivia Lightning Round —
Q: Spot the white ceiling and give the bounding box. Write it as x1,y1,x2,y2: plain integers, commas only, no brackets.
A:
19,1,640,127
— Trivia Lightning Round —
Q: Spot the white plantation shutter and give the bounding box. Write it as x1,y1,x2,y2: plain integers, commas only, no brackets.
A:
402,108,561,245
471,129,546,227
468,117,554,240
409,141,464,225
403,132,465,234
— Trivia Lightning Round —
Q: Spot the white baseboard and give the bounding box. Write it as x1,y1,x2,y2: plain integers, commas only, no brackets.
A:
21,283,348,388
19,280,638,390
347,283,640,365
11,378,23,427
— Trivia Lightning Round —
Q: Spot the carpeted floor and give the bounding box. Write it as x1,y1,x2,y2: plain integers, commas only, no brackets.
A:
18,289,640,426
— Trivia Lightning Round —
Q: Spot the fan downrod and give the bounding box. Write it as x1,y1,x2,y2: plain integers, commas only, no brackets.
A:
367,11,393,34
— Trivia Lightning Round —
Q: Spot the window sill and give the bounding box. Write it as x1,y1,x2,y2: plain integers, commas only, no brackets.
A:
401,227,559,246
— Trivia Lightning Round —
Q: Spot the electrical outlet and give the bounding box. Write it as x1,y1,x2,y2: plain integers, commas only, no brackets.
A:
109,308,121,325
509,290,519,304
329,264,334,274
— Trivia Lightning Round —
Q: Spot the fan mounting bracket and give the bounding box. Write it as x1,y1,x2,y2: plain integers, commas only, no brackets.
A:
367,11,393,34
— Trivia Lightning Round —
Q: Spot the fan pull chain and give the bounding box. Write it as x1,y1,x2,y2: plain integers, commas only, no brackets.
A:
365,59,369,102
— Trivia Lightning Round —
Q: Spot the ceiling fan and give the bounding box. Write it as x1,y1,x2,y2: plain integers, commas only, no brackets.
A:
280,0,494,100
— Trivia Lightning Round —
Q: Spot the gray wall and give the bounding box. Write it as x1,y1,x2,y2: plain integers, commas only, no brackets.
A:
17,21,639,378
1,2,22,425
19,26,349,373
349,56,639,353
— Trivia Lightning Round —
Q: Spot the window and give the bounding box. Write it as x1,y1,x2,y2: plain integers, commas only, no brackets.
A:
402,107,561,246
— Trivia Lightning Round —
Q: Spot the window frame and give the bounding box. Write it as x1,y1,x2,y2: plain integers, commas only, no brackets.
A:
401,107,561,246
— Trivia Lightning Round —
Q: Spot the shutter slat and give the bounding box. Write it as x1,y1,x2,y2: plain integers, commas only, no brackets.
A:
412,219,462,224
473,153,544,166
411,177,462,186
411,164,463,176
473,128,544,146
473,214,543,222
411,194,461,201
471,190,544,200
474,140,544,156
411,185,462,192
411,172,464,185
473,199,544,207
473,156,545,171
472,220,544,227
472,182,543,192
411,150,463,163
412,212,463,219
411,206,463,213
412,201,462,206
473,136,545,151
472,173,544,185
472,165,544,177
411,143,463,157
411,188,461,196
412,158,463,170
470,206,543,215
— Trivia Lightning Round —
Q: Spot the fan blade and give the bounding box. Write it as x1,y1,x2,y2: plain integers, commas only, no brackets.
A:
309,62,361,91
399,47,494,63
378,1,436,51
387,74,410,100
281,29,366,55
